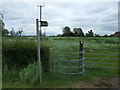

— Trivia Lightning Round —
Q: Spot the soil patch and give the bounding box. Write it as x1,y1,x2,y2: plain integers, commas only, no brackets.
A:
59,76,119,88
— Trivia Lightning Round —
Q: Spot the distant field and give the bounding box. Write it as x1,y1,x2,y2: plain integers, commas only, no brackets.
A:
48,37,119,76
48,37,119,49
2,36,119,88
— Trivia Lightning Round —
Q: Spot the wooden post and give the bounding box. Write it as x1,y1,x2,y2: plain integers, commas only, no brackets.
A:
36,19,42,84
79,41,84,72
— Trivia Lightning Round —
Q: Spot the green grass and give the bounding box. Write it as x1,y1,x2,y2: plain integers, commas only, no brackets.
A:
48,37,119,76
2,36,119,88
2,68,93,88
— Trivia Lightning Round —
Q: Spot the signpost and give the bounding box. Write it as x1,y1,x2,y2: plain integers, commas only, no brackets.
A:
36,5,48,84
40,21,48,27
36,19,41,83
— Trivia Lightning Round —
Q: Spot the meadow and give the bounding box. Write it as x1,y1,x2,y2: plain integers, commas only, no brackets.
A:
48,37,119,75
2,36,119,88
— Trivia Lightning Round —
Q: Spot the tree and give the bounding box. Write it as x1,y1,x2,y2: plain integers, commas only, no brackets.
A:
85,33,89,37
70,32,74,37
95,34,101,37
16,31,19,36
85,30,94,37
88,30,94,37
102,34,108,37
18,28,23,36
0,13,5,36
57,34,62,37
10,28,15,36
62,26,71,36
73,28,84,37
0,12,4,31
2,29,9,36
73,28,78,37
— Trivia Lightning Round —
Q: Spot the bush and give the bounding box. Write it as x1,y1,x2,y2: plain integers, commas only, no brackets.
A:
2,38,50,72
41,43,50,72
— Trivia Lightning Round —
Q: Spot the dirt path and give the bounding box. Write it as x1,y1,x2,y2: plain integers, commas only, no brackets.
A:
59,76,119,88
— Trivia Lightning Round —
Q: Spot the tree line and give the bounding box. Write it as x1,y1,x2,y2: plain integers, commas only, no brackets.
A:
2,27,23,36
57,26,117,37
59,26,96,37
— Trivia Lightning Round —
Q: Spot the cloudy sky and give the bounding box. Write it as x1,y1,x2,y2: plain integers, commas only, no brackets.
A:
1,1,118,36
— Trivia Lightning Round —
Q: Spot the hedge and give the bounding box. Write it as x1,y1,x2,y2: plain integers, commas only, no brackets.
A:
2,39,50,72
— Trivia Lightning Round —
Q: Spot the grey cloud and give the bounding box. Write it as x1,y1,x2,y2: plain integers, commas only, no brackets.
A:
2,2,118,36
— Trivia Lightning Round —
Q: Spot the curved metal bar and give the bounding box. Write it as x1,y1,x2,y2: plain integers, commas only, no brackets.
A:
59,52,84,54
58,58,83,62
58,65,83,68
58,71,83,75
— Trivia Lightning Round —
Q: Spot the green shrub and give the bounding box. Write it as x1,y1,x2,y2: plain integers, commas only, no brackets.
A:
41,43,50,72
2,40,36,69
2,38,50,72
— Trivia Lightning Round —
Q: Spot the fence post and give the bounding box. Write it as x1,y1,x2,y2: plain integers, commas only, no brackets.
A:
79,41,84,73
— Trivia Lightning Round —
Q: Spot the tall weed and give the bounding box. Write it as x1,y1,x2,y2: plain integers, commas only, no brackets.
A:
19,62,40,85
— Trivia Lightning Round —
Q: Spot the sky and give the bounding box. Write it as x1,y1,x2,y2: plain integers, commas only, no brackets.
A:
1,1,118,36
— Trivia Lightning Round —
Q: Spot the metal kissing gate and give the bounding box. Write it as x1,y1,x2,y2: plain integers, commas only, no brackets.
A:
54,42,84,75
50,41,119,75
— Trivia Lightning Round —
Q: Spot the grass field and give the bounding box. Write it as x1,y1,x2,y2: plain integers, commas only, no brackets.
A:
2,36,119,88
48,37,119,75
